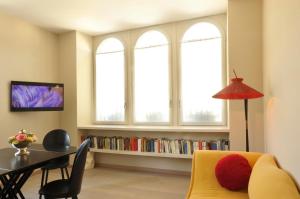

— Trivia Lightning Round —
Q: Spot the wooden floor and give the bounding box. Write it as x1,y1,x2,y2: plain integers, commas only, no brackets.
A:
22,167,190,199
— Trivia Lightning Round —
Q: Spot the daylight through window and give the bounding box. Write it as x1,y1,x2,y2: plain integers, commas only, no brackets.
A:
95,38,125,122
95,19,226,126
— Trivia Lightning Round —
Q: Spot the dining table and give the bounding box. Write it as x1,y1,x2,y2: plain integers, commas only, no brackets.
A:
0,144,77,199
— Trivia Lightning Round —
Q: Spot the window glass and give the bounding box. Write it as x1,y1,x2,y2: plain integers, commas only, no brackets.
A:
95,38,125,122
134,31,170,123
180,23,224,124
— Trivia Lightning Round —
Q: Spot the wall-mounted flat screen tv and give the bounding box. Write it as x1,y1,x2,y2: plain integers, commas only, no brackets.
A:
10,81,64,111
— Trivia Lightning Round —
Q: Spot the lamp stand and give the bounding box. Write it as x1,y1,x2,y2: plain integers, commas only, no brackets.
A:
244,99,249,152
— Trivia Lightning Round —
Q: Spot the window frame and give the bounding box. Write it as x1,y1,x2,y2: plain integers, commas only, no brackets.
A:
93,34,129,124
131,26,173,126
93,15,227,127
176,18,227,126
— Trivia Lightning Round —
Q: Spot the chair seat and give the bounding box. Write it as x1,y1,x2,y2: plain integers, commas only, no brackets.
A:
42,156,69,170
39,179,71,197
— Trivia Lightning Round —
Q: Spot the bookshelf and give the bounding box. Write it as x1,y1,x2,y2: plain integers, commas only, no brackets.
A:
79,127,230,161
90,148,193,159
78,125,230,173
77,125,230,172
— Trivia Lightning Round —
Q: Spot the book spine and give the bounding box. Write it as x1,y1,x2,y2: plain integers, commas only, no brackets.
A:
87,135,230,155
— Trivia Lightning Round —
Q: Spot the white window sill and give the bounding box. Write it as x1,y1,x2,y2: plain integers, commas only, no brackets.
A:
77,125,229,133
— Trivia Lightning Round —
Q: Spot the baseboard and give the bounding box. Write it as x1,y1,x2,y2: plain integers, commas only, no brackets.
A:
95,163,191,176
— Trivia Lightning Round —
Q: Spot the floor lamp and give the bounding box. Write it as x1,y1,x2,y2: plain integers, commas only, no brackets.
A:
212,72,263,152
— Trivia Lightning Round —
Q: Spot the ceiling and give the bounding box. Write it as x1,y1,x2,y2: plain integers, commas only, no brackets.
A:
0,0,227,36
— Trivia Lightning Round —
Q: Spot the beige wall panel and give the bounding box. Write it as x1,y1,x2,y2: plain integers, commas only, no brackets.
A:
76,32,93,127
228,0,264,152
58,31,78,145
263,0,300,184
0,12,60,147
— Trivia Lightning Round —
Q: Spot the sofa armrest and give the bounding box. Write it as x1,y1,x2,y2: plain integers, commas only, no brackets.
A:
185,150,261,199
248,154,300,199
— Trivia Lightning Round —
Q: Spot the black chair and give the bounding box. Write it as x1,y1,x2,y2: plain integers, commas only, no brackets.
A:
39,139,91,199
40,129,71,195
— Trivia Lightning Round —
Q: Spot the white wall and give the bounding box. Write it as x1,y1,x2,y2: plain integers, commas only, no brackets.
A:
76,32,93,127
58,31,78,145
263,0,300,184
58,31,93,145
0,12,60,147
228,0,264,152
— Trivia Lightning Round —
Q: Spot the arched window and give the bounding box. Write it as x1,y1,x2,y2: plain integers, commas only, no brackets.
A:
134,31,170,123
95,38,125,122
180,22,224,124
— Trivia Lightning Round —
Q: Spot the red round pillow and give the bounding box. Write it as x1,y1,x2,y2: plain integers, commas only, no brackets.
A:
215,154,252,190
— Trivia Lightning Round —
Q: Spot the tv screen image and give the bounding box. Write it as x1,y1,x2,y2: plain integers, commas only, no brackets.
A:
10,81,64,111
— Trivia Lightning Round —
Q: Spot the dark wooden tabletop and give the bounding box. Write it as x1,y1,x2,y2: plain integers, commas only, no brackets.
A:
0,144,77,175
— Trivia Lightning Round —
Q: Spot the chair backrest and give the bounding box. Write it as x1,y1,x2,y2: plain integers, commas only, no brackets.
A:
69,138,91,195
43,129,71,151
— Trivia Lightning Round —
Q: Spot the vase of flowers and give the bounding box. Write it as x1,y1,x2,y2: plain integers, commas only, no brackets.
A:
8,129,37,156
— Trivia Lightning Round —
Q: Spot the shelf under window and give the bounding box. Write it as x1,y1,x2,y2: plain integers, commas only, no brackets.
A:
90,148,193,159
78,125,229,133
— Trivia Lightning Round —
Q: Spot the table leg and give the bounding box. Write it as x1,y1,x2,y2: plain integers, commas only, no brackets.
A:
0,170,33,199
13,170,33,199
0,173,20,198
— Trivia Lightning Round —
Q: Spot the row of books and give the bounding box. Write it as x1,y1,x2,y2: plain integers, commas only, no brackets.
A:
83,135,230,155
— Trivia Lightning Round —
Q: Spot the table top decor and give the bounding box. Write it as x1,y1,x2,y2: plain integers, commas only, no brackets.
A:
8,129,37,156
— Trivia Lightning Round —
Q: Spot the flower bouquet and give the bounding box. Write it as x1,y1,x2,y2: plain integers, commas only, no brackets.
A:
8,129,37,156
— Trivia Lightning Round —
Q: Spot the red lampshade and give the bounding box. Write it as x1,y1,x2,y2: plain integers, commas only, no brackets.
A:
213,78,264,100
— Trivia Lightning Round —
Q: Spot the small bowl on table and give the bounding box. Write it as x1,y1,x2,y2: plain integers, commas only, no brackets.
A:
12,142,31,156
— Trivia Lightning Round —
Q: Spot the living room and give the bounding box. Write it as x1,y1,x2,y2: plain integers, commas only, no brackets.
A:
0,0,299,198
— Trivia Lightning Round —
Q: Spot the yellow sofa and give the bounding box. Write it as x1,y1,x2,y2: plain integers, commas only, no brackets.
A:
186,151,300,199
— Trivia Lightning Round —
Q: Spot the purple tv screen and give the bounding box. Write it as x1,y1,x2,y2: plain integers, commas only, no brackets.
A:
10,81,64,111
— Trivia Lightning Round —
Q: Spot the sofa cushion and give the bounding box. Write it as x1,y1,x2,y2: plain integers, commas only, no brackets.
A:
248,154,300,199
215,154,252,190
188,189,249,199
